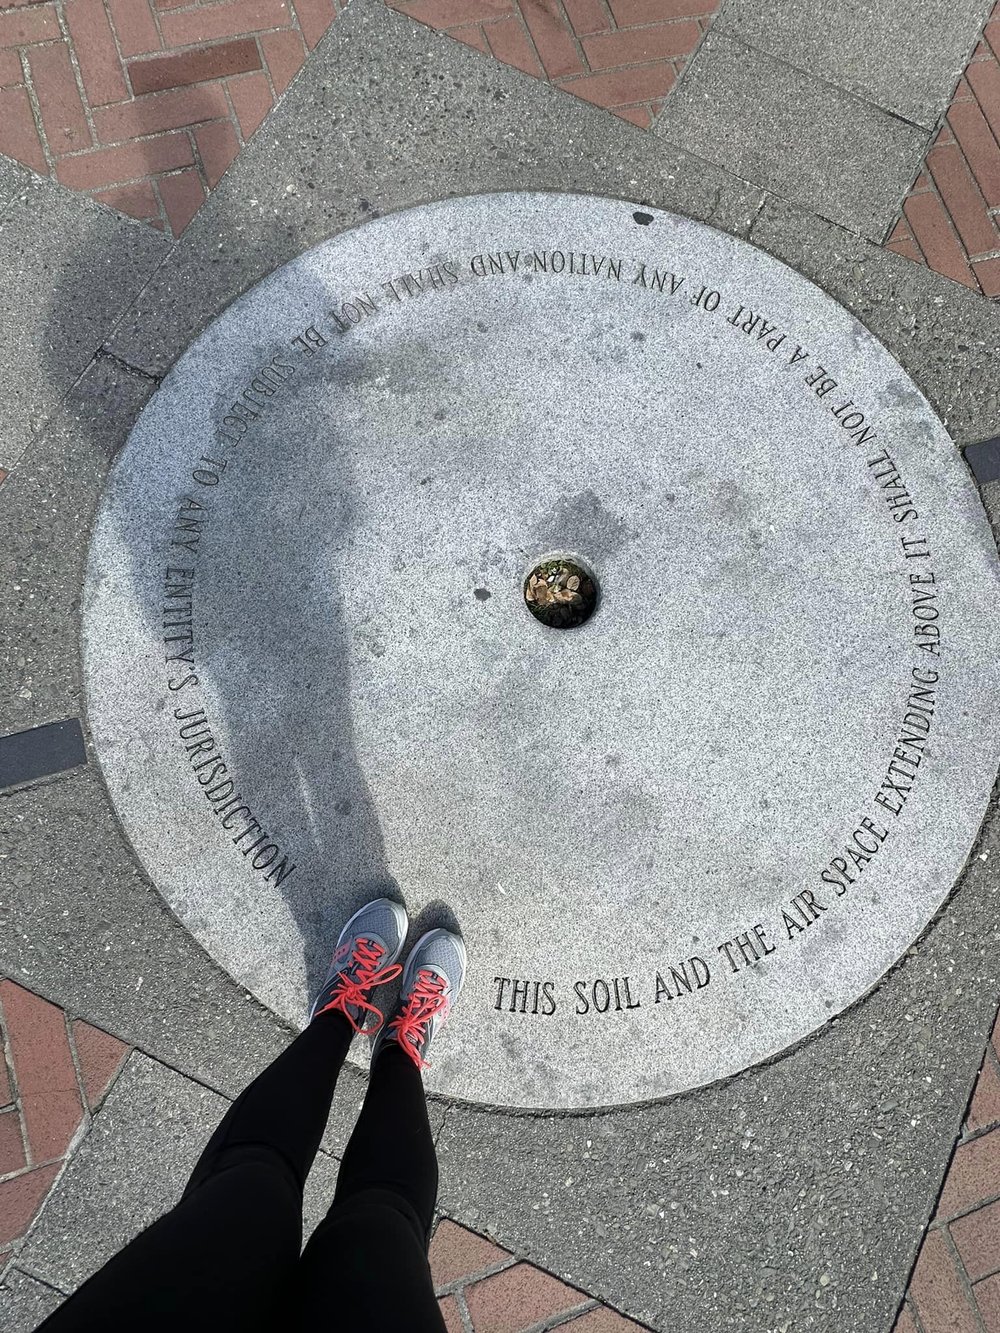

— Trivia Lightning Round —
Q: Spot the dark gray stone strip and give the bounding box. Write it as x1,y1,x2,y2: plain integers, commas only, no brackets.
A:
964,437,1000,485
0,718,86,791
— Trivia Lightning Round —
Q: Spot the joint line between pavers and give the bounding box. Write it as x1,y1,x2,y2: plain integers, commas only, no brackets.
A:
433,1256,519,1298
939,1219,989,1332
7,1263,72,1299
93,347,163,385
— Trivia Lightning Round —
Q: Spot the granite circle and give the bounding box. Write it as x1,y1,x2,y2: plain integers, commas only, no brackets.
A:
82,192,1000,1110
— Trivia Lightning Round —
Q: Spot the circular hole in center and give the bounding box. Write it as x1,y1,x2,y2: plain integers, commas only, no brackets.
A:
523,556,598,629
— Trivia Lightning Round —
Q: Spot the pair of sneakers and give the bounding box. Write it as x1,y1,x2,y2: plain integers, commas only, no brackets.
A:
310,898,466,1070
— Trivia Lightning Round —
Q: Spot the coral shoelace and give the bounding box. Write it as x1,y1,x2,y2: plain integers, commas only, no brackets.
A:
315,937,402,1033
388,969,450,1070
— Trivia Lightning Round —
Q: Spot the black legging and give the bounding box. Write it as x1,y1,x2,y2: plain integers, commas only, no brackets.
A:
38,1009,446,1331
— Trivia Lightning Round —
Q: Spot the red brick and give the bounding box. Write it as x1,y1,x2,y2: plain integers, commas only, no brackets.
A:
0,4,59,47
64,0,129,106
968,58,1000,144
0,983,82,1164
105,0,161,57
903,191,978,290
194,117,240,186
485,15,543,76
94,82,231,141
430,1221,511,1287
887,237,926,265
159,0,293,45
0,1054,10,1108
260,28,306,92
438,1296,463,1333
986,21,1000,63
157,166,205,234
128,39,261,95
913,172,931,191
926,142,999,259
226,69,272,137
560,62,675,108
954,75,976,102
0,85,46,173
449,22,489,53
968,1055,1000,1133
978,1273,1000,1332
0,1111,26,1177
938,1127,1000,1218
615,104,652,127
888,216,913,244
610,0,717,23
0,468,8,488
910,1228,980,1333
973,256,1000,297
951,1199,1000,1282
0,48,23,88
55,130,193,188
583,20,701,70
892,1304,919,1333
389,0,513,28
563,0,610,36
92,179,161,220
465,1264,584,1332
950,99,1000,210
561,1305,646,1331
0,1164,60,1248
71,1021,128,1111
520,0,583,79
27,41,92,155
291,0,336,50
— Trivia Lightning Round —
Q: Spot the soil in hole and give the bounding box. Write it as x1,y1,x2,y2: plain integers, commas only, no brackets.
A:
524,558,598,629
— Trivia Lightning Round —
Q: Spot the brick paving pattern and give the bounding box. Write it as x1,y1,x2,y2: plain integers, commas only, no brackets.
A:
385,0,717,129
0,979,129,1270
894,1008,1000,1333
0,0,343,235
887,2,1000,299
429,1218,651,1331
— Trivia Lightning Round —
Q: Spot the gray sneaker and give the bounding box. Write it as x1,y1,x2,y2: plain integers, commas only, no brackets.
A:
373,929,467,1069
310,898,408,1033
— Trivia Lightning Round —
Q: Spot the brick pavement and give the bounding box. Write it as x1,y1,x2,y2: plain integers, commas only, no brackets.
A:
0,980,129,1268
894,1008,1000,1333
2,0,1000,304
384,0,718,130
0,0,343,235
886,1,1000,299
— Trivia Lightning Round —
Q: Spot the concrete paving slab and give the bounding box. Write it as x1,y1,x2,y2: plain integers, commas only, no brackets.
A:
0,157,29,218
655,30,931,240
746,194,1000,446
0,176,170,472
0,1269,66,1330
18,1053,226,1294
435,783,1000,1332
0,358,154,738
103,0,765,380
715,0,991,130
16,1051,346,1304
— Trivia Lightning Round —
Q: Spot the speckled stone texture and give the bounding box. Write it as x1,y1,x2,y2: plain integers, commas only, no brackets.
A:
82,192,1000,1109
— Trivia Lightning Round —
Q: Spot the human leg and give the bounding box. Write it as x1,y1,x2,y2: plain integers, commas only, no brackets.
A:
294,929,467,1331
38,899,409,1332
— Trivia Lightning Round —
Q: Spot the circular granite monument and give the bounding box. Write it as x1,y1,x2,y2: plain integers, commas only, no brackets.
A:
83,193,1000,1110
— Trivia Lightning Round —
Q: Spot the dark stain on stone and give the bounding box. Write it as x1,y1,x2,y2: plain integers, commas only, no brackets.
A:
474,588,492,601
633,211,654,225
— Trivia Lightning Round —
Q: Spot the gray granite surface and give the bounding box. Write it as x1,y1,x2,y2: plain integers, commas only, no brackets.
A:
0,1270,65,1331
716,0,990,129
83,192,1000,1110
655,30,931,240
0,175,169,473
